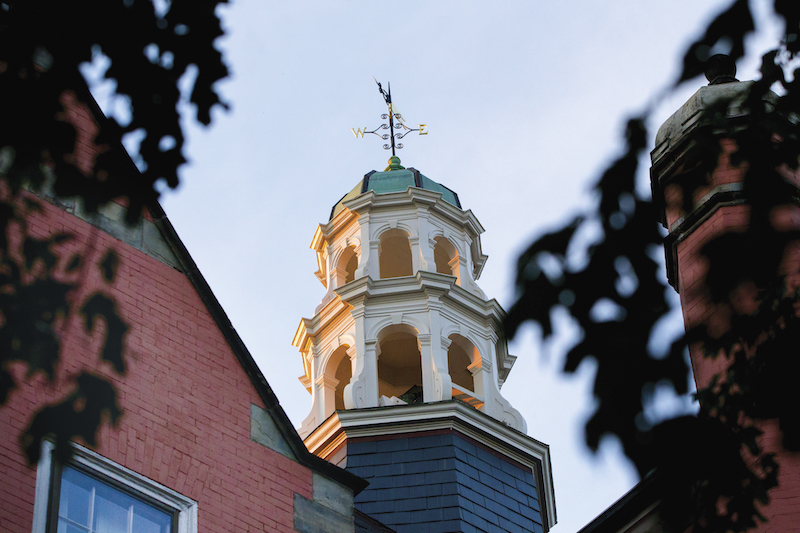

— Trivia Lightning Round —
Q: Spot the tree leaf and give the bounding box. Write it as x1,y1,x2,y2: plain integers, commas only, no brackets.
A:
81,293,128,374
676,0,754,85
21,372,122,465
99,249,119,283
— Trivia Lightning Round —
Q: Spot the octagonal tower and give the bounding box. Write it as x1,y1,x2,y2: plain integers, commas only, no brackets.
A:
294,156,556,533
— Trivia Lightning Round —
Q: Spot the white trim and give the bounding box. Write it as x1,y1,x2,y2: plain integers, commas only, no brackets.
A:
32,441,197,533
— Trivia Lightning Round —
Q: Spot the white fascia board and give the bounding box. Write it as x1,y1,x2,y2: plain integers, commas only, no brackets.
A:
310,225,328,287
304,402,556,530
292,318,310,350
293,297,352,349
312,210,360,288
313,205,359,254
470,234,488,280
323,202,360,237
310,224,326,253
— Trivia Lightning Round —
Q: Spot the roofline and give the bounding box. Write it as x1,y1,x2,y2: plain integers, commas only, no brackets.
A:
576,472,660,533
75,80,368,494
148,200,368,495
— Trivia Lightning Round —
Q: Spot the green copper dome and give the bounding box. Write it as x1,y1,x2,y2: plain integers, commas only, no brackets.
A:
330,159,461,220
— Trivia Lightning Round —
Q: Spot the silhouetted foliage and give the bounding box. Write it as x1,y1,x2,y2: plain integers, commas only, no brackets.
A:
506,1,800,531
0,0,228,463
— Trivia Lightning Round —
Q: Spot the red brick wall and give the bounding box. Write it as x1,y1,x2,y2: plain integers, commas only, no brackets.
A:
0,198,313,533
667,139,800,533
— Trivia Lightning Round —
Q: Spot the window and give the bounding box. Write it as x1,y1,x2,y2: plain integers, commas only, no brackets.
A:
55,466,173,533
33,442,197,533
379,229,413,278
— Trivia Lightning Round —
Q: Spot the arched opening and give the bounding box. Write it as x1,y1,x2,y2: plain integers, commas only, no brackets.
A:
448,334,478,392
448,337,474,392
433,236,460,284
379,229,413,279
334,246,358,288
448,334,484,410
376,324,423,404
330,346,353,411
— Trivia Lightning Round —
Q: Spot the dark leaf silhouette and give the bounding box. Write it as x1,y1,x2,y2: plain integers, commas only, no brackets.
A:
508,2,800,530
81,293,128,374
677,0,754,85
99,249,119,283
22,372,122,465
0,0,228,464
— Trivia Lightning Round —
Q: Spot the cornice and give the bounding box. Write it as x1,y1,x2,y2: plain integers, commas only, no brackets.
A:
335,272,506,325
342,187,485,238
292,297,353,351
315,205,360,249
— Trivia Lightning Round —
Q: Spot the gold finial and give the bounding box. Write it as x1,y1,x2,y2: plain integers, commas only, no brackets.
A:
384,156,405,171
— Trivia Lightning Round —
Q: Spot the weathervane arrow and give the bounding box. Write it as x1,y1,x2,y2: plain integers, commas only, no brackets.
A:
351,79,427,156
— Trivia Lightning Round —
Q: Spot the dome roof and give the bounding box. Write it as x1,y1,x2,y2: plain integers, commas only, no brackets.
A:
330,157,461,220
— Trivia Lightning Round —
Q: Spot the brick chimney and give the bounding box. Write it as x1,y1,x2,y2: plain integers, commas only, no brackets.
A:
650,55,800,531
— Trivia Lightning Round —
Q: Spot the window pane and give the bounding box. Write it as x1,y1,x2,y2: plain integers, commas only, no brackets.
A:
132,510,172,533
59,467,93,529
93,491,129,533
58,524,89,533
58,466,172,533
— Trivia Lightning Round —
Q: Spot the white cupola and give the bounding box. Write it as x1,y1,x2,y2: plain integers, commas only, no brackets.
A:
294,156,525,438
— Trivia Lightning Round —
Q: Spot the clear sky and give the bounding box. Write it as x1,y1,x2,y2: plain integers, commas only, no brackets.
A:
144,2,776,531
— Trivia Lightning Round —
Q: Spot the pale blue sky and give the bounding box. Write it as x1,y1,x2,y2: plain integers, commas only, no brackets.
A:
145,2,777,531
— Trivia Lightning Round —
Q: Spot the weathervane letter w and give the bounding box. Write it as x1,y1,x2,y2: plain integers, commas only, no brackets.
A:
351,127,367,138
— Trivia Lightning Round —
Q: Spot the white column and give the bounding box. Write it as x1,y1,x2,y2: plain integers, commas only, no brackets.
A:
438,336,454,401
449,255,462,285
468,358,488,404
409,235,422,274
416,209,435,272
354,213,377,279
418,334,435,402
331,265,349,289
315,374,339,421
343,308,378,408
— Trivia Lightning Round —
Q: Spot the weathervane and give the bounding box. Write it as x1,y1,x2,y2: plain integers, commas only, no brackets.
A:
351,79,427,155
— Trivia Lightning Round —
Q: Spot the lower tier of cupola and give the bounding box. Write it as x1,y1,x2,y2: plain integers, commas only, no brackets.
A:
295,271,524,439
303,401,556,533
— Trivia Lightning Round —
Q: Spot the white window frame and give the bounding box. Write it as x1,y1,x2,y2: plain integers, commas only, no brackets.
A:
32,441,197,533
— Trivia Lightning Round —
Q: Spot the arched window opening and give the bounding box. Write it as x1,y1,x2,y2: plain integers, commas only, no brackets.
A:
433,236,460,284
334,246,358,288
448,339,474,392
379,229,413,279
332,347,352,411
344,253,358,283
376,325,423,404
448,334,484,410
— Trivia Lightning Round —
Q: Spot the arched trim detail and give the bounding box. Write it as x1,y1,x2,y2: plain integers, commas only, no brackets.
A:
440,324,484,353
372,221,418,241
367,314,429,340
447,333,483,366
428,228,467,258
337,333,356,350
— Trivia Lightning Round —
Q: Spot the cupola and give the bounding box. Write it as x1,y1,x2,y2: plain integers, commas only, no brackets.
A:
293,156,556,533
